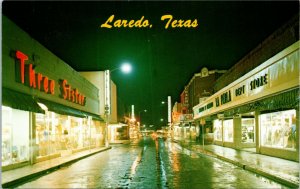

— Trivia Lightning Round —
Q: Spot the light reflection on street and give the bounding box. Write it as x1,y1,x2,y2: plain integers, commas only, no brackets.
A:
16,137,289,189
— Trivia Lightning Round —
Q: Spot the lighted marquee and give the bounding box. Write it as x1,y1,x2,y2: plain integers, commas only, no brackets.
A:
15,50,86,106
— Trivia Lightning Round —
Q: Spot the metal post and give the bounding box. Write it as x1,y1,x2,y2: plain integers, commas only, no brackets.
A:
105,113,109,147
88,116,92,151
202,124,204,150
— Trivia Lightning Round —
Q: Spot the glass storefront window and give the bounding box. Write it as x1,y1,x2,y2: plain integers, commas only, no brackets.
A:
36,112,59,157
260,109,296,150
93,120,104,147
241,118,255,143
213,120,222,141
223,119,233,142
2,106,29,166
35,111,105,159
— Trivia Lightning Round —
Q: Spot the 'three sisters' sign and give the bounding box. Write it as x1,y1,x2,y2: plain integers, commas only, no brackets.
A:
15,50,86,106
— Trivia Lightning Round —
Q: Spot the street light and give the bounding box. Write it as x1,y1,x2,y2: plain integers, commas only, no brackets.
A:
104,63,132,147
111,63,132,73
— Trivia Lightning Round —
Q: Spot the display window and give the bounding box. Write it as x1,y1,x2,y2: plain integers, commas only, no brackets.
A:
36,112,60,157
70,116,90,149
241,118,255,143
92,120,104,147
2,106,30,166
223,119,233,142
213,119,222,141
260,109,296,150
35,111,105,159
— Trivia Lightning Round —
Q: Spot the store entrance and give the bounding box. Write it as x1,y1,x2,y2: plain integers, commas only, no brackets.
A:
240,112,256,151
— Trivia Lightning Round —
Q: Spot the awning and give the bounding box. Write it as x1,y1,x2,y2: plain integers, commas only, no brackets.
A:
2,88,45,113
37,98,86,118
224,88,299,117
37,98,104,121
81,111,104,121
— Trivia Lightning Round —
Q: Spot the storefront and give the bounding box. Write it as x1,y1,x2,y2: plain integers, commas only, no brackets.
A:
108,123,129,142
2,16,104,170
193,41,299,161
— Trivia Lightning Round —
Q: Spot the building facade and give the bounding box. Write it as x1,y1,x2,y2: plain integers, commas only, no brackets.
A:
2,16,105,171
193,41,299,161
192,14,299,161
173,68,226,141
79,71,118,123
79,72,128,142
182,67,226,114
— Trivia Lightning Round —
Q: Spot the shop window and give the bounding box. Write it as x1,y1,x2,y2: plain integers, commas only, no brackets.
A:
241,118,255,143
2,106,29,166
36,112,60,157
260,109,296,150
93,120,104,146
213,120,222,141
223,119,233,142
36,112,105,159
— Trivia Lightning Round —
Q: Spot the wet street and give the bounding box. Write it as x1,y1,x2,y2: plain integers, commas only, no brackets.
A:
17,137,287,188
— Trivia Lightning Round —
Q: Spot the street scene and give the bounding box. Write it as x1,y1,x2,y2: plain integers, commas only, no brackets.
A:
14,137,288,188
1,1,299,189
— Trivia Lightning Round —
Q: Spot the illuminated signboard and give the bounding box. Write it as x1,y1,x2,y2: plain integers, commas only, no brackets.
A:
15,50,86,106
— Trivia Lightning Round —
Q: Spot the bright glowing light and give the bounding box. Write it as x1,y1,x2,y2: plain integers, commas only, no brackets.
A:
37,102,48,111
121,63,132,73
2,106,12,111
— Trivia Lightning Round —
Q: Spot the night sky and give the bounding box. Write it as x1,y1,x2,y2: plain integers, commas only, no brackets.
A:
2,1,299,128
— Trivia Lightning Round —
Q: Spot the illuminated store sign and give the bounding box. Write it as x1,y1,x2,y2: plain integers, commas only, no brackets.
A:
16,51,55,95
60,79,86,105
215,90,232,107
15,50,86,106
193,41,299,119
249,74,268,90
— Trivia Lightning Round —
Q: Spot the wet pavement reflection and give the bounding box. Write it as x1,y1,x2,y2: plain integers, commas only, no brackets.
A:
17,137,288,188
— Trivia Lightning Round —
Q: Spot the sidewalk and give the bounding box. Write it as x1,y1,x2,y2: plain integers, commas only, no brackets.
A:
173,139,299,188
2,146,111,188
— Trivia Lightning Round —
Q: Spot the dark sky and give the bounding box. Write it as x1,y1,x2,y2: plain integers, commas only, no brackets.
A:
2,1,299,128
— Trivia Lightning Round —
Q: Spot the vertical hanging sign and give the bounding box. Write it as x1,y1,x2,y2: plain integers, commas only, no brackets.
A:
168,96,171,124
131,105,135,120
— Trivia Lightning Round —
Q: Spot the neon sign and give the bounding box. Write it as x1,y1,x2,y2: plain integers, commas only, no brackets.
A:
15,50,86,106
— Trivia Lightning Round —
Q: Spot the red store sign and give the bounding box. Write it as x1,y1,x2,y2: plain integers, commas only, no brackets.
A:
15,50,86,106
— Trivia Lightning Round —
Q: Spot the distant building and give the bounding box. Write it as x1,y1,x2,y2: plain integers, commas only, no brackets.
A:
172,68,226,142
179,67,226,118
80,72,127,142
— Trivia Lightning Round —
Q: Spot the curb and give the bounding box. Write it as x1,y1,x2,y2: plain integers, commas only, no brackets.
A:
173,140,299,188
2,146,112,188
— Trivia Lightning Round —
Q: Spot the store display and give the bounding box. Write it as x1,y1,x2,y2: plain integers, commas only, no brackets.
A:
223,119,233,142
260,109,296,150
1,106,29,166
241,118,255,143
213,119,222,141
